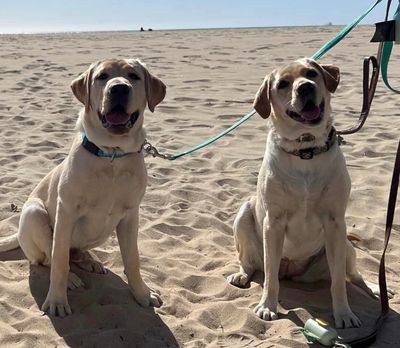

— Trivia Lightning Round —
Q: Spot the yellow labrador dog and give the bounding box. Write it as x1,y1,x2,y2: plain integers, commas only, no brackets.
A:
227,58,384,328
0,58,166,317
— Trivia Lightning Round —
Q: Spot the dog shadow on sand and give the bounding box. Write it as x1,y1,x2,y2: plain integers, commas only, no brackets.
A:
248,271,400,347
1,247,178,348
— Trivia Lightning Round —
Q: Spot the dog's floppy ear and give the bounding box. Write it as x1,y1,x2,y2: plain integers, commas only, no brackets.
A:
143,68,166,112
71,61,99,110
253,74,272,119
307,59,340,94
319,64,340,93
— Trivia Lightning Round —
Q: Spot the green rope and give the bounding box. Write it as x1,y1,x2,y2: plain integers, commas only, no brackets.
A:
167,0,385,160
169,109,256,160
312,0,384,60
381,1,400,94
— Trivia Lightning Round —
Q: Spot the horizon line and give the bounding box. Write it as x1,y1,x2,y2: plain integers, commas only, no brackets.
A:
0,23,375,36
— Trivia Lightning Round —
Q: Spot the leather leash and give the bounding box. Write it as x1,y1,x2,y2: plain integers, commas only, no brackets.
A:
379,140,400,317
345,1,399,345
337,55,379,136
349,140,399,347
337,0,393,136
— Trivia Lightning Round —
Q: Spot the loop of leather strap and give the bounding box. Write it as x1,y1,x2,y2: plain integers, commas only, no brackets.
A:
338,0,392,136
337,54,380,135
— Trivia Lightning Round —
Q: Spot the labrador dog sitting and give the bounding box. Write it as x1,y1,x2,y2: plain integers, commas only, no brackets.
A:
0,58,166,317
227,58,385,328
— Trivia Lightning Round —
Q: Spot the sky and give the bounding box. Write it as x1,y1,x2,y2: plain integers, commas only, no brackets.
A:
0,0,395,34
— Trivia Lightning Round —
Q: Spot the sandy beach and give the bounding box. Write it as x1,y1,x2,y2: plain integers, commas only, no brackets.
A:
0,25,399,347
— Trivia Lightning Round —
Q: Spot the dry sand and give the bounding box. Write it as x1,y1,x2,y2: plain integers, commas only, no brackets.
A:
0,26,399,347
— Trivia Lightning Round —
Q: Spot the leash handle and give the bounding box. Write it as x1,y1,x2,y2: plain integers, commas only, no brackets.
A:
337,55,379,135
380,0,400,93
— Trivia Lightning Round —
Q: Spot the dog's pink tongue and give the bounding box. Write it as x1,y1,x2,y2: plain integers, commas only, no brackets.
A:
105,110,130,125
300,105,320,121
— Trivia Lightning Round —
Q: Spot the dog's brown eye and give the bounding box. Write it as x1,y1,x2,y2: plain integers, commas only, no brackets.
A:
96,73,108,80
306,69,318,78
128,73,140,81
277,80,289,89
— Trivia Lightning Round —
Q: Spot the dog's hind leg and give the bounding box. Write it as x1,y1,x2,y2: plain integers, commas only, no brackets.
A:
18,198,84,290
70,249,106,274
18,198,53,266
227,200,263,287
346,240,394,299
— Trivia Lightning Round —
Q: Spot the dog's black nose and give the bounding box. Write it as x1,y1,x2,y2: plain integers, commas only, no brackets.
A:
110,84,130,96
297,82,315,97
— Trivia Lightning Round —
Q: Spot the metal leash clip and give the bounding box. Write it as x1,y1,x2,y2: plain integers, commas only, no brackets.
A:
142,139,173,160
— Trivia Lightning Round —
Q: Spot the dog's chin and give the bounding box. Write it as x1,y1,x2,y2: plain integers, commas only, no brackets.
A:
286,101,324,126
98,106,140,135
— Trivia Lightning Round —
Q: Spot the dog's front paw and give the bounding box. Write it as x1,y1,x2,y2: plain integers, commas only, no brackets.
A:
42,292,72,318
132,283,162,308
227,272,250,287
149,291,162,307
334,308,361,328
254,299,278,321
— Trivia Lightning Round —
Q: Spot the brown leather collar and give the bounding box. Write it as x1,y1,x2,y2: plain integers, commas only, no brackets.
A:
281,127,337,160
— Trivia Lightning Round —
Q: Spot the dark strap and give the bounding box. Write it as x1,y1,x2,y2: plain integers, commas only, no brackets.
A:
349,140,400,347
337,54,380,135
343,2,397,346
282,127,337,160
337,0,392,136
82,135,101,157
81,134,131,159
379,139,400,316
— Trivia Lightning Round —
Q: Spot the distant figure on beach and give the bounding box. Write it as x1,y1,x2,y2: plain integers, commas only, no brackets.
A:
140,27,144,32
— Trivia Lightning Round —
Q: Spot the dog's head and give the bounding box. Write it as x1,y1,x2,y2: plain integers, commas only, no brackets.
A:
71,58,166,149
254,58,339,139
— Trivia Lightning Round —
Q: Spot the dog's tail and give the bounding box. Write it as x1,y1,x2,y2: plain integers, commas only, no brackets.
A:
0,214,20,252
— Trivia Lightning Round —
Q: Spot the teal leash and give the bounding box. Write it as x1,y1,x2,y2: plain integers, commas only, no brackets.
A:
142,109,255,160
312,0,384,60
144,0,385,161
167,109,256,160
381,0,400,94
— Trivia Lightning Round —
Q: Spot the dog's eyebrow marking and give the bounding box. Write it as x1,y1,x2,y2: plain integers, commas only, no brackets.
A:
278,74,292,79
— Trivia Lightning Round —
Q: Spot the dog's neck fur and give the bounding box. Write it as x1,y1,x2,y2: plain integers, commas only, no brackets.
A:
76,109,146,154
270,118,333,153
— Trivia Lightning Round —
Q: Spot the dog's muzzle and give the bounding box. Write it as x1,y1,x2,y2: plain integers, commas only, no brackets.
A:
98,105,140,133
287,100,324,125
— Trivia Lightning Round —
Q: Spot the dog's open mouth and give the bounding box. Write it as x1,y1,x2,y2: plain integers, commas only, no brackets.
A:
287,101,324,125
98,105,140,134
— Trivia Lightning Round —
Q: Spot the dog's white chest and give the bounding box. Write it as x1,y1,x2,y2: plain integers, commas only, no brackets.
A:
283,184,325,259
69,159,145,249
264,164,329,261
